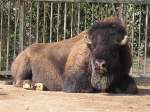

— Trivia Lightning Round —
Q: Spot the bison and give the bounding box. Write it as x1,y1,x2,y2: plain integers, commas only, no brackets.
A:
11,17,138,94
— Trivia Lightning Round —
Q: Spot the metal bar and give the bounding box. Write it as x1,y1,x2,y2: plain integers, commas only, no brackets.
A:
112,3,117,16
125,4,128,27
105,4,108,17
77,3,80,34
144,5,149,75
99,3,103,20
36,1,39,43
0,4,3,71
19,0,24,51
63,2,67,40
29,1,32,45
84,4,87,30
91,3,94,24
56,2,60,41
137,6,142,74
50,2,53,42
43,2,46,43
131,7,135,74
97,3,101,19
35,0,150,4
120,3,124,19
70,3,73,37
14,1,18,59
6,0,11,71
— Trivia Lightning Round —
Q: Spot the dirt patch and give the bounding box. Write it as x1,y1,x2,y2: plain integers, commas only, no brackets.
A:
0,85,150,112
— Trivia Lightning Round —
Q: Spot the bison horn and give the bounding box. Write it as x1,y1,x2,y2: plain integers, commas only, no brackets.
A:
120,35,129,45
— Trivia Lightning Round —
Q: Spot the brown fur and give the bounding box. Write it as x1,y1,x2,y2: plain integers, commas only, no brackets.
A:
11,31,88,91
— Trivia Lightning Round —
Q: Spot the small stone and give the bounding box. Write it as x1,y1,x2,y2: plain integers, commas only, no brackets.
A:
146,104,150,106
25,106,30,110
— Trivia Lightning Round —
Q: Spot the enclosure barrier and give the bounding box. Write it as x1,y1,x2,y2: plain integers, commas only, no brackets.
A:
0,0,150,78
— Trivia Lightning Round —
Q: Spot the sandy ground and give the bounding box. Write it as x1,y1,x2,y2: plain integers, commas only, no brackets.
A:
0,84,150,112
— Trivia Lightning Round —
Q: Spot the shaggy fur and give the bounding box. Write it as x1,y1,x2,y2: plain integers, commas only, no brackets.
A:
11,17,137,93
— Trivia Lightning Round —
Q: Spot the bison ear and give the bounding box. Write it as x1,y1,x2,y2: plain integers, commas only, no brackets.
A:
120,35,129,45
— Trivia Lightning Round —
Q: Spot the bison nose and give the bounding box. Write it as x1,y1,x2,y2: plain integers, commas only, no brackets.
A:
95,60,106,69
100,61,106,68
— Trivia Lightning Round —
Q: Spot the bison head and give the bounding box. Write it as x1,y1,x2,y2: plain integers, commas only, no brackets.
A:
86,17,128,91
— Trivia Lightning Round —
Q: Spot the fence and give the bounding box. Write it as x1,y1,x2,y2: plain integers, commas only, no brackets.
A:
0,0,150,77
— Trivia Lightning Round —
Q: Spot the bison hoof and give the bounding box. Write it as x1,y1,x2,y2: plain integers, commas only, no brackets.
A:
23,80,35,90
34,83,45,91
22,80,45,91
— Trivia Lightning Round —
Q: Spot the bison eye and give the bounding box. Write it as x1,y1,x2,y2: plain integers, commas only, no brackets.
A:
87,43,96,50
87,42,92,49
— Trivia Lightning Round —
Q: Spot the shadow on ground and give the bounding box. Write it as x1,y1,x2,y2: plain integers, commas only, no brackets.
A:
0,93,7,95
138,88,150,95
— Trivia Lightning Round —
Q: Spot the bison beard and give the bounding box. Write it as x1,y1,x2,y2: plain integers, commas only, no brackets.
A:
11,17,138,94
90,58,114,91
